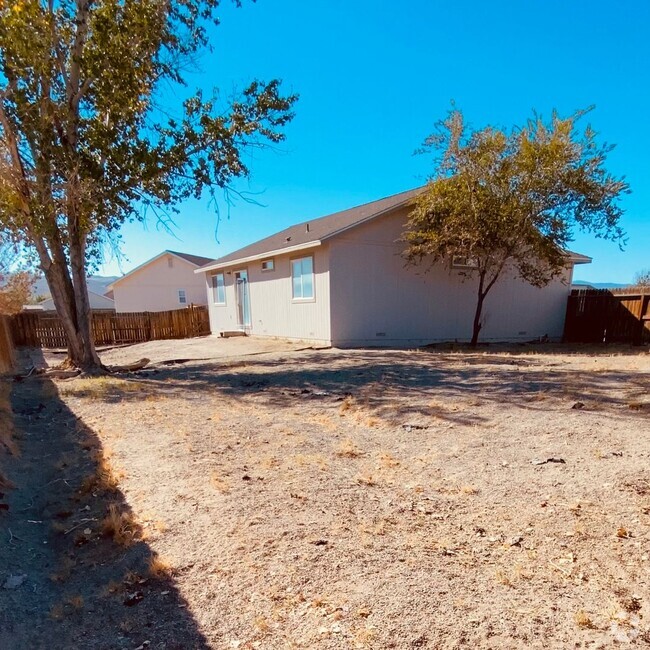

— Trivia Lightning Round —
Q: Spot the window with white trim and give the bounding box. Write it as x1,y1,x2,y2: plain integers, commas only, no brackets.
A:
291,256,314,300
261,258,275,272
178,289,187,304
211,273,226,304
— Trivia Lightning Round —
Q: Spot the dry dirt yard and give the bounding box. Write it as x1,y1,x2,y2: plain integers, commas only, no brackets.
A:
1,338,649,649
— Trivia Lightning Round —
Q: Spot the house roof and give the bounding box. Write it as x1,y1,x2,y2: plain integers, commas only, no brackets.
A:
168,250,214,267
39,290,115,311
195,187,423,273
111,250,214,288
194,187,592,273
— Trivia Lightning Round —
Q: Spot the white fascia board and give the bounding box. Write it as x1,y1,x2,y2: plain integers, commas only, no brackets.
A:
566,253,593,265
194,241,322,274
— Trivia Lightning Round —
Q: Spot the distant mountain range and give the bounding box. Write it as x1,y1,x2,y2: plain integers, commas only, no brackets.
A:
572,281,631,289
31,275,118,300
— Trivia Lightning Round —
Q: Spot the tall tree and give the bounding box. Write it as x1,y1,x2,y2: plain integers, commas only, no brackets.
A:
404,108,628,346
0,0,297,372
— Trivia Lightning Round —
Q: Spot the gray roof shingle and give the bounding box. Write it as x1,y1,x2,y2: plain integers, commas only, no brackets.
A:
167,251,214,267
197,187,423,271
196,187,592,271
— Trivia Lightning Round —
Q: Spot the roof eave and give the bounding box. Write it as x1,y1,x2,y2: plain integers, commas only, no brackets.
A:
194,240,323,274
567,253,592,265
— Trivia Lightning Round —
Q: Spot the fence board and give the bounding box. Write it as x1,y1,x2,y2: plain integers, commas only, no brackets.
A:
0,316,15,373
9,305,210,349
564,289,650,344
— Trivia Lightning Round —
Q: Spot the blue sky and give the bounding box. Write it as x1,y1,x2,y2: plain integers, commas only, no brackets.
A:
100,0,649,283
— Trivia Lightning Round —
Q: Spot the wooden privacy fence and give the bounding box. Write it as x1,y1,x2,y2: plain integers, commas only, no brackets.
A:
10,305,210,349
564,288,650,344
0,316,15,372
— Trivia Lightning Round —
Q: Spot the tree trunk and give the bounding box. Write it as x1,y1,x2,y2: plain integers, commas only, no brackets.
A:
470,271,486,347
34,236,104,373
68,229,103,372
43,262,84,362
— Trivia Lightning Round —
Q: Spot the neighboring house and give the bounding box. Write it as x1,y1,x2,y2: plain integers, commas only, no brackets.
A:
38,290,115,311
110,250,213,313
196,188,591,346
28,274,117,305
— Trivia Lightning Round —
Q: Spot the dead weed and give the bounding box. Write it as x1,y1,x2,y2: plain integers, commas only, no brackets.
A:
100,504,141,546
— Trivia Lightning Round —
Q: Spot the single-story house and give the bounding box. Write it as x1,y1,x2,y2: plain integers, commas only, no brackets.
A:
38,290,115,312
195,188,591,346
110,250,213,313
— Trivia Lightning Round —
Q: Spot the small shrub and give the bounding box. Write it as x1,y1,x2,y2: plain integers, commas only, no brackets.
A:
101,504,141,546
148,554,173,579
80,451,122,494
339,396,356,414
575,610,595,629
337,438,362,458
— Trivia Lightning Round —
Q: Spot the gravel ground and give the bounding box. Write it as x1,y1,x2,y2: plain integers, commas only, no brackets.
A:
1,340,649,649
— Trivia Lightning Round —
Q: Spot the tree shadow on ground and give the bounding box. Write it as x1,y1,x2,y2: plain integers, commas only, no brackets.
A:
0,376,209,650
84,348,650,426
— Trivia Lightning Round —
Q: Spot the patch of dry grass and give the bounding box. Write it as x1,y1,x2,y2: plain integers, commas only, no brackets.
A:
353,625,378,647
81,448,123,494
339,395,356,414
575,609,596,629
311,413,338,431
378,452,400,468
100,504,141,546
148,554,173,579
59,377,145,399
211,471,232,493
356,472,377,487
292,454,329,471
495,568,514,587
336,438,362,458
254,615,271,634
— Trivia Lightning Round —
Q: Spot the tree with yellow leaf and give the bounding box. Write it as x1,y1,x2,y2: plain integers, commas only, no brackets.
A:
0,0,297,371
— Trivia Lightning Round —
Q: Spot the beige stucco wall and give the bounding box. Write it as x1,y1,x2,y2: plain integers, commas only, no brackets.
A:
113,253,208,313
328,207,574,346
205,245,331,344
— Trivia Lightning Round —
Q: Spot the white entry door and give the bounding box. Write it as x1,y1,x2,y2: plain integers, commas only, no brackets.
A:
234,270,251,330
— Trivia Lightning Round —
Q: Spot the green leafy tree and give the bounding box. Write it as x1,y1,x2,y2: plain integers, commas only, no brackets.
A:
0,0,297,371
404,108,628,346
